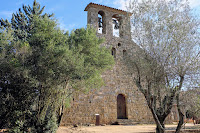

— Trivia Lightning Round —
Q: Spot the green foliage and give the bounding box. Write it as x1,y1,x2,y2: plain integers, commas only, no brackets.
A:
68,27,114,90
0,0,114,132
43,113,58,133
31,109,58,133
0,27,36,130
0,0,53,40
8,120,25,133
127,0,200,132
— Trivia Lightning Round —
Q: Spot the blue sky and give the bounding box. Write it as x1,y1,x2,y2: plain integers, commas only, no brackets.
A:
0,0,200,32
0,0,125,32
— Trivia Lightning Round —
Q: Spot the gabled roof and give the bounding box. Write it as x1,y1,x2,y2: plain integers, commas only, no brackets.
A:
84,2,132,16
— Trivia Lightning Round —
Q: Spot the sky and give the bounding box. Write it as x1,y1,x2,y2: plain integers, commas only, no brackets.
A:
0,0,200,32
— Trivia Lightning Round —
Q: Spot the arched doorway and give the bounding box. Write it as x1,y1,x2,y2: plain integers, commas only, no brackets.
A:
117,94,127,119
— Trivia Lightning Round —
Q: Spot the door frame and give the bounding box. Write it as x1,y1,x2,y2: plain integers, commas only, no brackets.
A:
117,94,128,119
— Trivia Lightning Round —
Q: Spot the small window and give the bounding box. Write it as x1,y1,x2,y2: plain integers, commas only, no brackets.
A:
112,48,116,58
118,43,121,47
123,50,127,57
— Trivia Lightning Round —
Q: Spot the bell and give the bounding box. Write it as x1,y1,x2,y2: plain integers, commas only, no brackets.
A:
113,19,119,29
98,17,103,28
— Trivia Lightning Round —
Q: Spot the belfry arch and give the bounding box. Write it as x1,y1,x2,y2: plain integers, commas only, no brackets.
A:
98,10,106,34
112,14,121,37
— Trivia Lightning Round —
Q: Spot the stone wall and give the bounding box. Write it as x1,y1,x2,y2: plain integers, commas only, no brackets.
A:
61,3,174,126
61,34,155,125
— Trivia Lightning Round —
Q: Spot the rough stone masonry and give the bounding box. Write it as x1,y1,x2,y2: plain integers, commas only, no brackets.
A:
61,2,174,126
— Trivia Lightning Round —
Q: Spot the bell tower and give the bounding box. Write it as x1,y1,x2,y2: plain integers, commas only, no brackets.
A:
60,3,156,126
84,3,132,40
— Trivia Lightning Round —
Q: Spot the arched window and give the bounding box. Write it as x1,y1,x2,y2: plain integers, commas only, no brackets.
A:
118,43,121,47
98,11,106,34
112,47,116,58
112,14,121,37
123,50,127,56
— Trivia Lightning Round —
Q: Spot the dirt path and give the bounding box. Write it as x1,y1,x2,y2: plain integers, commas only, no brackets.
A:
57,123,199,133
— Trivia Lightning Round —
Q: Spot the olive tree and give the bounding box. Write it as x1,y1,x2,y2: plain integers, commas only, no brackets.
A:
124,0,200,132
180,87,200,121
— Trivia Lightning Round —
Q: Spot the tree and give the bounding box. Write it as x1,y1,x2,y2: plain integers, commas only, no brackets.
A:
0,0,53,40
180,87,200,121
56,27,115,126
124,0,200,132
0,1,114,132
0,25,38,132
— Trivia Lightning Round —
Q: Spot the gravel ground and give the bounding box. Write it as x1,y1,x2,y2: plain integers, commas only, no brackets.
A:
57,123,200,133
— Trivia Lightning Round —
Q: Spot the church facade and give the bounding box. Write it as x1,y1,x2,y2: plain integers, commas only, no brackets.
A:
61,3,173,125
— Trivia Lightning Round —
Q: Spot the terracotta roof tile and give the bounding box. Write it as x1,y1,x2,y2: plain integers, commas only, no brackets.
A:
84,2,132,16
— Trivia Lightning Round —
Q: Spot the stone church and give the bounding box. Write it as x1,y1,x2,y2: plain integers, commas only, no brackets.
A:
61,2,175,126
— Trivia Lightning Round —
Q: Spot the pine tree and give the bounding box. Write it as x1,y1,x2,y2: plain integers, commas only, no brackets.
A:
0,1,114,132
0,0,53,40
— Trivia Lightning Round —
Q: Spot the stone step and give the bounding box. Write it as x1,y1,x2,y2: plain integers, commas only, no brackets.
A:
116,119,139,125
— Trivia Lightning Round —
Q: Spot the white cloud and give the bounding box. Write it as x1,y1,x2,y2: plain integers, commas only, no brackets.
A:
94,0,103,4
0,11,13,20
113,0,129,10
67,24,77,31
57,17,68,32
46,4,63,13
58,17,77,32
94,0,120,7
188,0,200,8
113,0,200,10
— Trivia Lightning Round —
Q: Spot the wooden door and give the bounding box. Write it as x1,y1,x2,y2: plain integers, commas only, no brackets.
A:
117,94,127,119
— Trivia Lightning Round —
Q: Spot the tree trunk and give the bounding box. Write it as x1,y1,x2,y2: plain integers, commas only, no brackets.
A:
150,108,165,133
156,122,165,133
155,116,166,133
57,105,64,127
175,110,184,133
175,94,184,133
57,82,69,127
